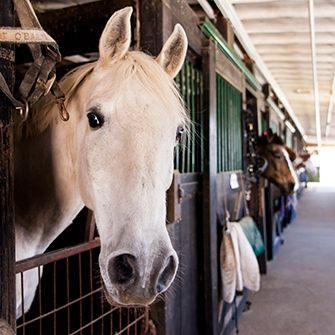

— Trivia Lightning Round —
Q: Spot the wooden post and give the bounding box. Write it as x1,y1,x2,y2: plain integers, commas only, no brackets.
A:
202,39,218,335
0,0,16,331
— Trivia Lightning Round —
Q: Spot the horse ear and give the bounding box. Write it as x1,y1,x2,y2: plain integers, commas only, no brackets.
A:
156,24,188,78
99,7,132,63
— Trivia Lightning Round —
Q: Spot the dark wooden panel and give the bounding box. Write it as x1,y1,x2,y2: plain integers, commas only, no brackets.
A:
162,0,202,55
16,0,134,63
201,39,219,335
139,0,202,56
139,0,164,55
152,175,203,335
0,0,16,330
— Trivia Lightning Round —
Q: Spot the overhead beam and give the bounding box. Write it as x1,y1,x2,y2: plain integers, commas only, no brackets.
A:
213,0,305,135
309,0,322,148
242,17,335,33
325,73,335,137
249,32,335,45
234,3,335,20
256,44,335,54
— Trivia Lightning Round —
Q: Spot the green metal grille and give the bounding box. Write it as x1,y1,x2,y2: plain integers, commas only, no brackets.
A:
174,61,204,173
216,74,242,172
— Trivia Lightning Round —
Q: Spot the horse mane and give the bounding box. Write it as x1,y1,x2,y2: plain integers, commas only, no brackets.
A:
15,51,188,141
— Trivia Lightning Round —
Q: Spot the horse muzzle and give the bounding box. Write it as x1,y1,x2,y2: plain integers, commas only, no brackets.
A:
100,249,178,306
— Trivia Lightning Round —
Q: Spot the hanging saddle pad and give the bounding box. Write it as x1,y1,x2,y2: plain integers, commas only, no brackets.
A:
233,222,260,292
220,227,237,304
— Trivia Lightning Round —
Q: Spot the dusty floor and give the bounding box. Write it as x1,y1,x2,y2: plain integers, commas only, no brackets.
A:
238,183,335,335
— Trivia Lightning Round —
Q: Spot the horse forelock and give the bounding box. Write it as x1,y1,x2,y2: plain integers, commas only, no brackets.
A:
15,51,188,141
91,51,188,126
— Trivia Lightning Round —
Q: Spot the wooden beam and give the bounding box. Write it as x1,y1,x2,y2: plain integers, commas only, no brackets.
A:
0,0,16,331
201,39,218,335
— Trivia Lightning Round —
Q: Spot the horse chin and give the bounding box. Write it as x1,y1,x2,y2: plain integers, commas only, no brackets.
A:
102,283,155,308
268,178,293,196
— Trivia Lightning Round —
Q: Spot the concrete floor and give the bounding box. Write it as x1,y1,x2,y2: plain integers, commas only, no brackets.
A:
238,183,335,335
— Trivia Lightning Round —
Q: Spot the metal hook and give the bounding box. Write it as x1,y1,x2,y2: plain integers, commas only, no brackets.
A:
16,100,29,122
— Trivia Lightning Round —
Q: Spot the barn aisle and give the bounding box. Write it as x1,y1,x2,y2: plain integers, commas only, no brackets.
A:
238,183,335,335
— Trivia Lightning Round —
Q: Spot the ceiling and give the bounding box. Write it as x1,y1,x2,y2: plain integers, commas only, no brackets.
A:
220,0,335,146
30,0,335,146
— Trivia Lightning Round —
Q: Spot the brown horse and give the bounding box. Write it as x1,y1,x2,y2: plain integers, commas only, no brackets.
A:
257,129,298,195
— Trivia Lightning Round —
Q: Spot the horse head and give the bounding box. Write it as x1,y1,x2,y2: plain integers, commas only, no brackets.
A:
68,7,188,306
257,129,298,195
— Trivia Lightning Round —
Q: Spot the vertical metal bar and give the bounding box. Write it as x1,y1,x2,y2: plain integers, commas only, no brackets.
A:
100,286,104,334
67,258,70,334
185,62,191,173
0,0,16,331
53,262,57,334
118,307,122,331
200,71,204,173
181,64,187,173
20,272,25,335
219,76,223,172
79,254,82,335
174,72,181,171
89,250,93,335
191,65,196,173
38,266,42,335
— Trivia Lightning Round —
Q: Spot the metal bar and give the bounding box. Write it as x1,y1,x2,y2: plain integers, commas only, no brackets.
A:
0,0,16,330
202,19,262,92
181,64,187,173
191,65,196,173
38,266,42,335
217,75,221,172
20,272,25,334
16,239,100,273
16,287,104,329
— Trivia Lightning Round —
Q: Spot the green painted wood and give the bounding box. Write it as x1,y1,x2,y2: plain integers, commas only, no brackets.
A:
175,61,204,173
216,74,242,172
202,19,262,92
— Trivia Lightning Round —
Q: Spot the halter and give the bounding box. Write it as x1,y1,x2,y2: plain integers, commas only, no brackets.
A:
0,0,68,121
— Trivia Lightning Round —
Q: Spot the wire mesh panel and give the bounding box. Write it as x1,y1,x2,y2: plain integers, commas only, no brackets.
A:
174,60,204,173
16,239,149,335
216,74,242,172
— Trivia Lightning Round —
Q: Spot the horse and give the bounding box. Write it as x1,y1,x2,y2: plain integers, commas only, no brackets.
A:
294,152,318,188
256,129,299,195
14,7,188,318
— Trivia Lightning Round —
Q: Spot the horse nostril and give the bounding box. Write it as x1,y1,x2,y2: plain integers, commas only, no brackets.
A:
108,253,136,285
156,255,177,294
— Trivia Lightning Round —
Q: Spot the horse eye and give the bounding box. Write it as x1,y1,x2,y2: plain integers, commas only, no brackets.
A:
176,126,184,143
87,111,104,129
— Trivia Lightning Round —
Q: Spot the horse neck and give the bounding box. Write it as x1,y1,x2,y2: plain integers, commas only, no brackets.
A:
15,103,84,260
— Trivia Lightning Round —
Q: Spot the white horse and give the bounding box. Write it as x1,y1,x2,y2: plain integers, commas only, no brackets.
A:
15,7,188,318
